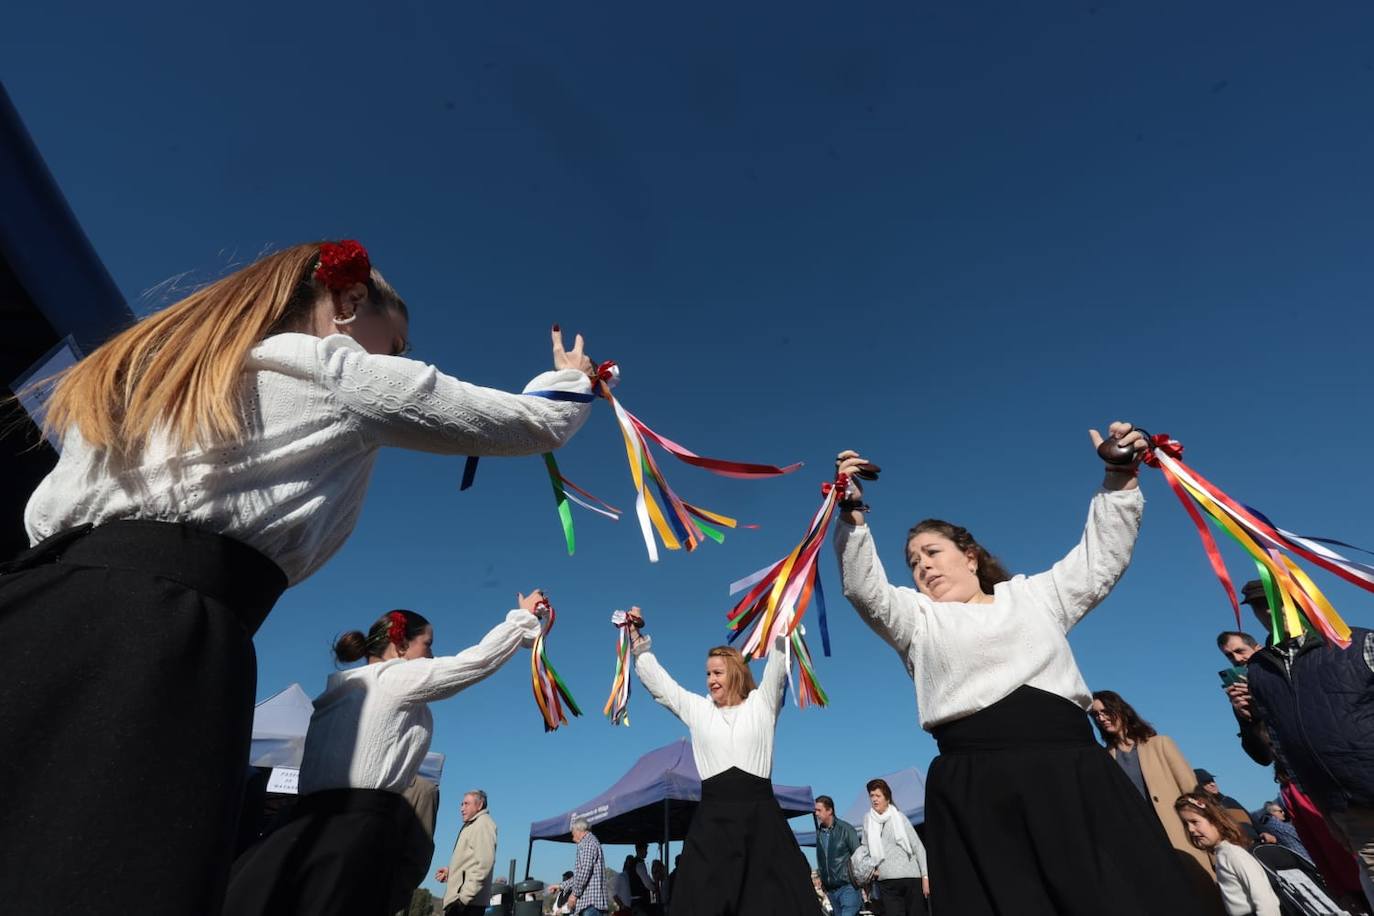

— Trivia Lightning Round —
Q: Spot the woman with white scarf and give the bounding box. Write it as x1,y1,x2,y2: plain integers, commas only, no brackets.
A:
864,778,929,915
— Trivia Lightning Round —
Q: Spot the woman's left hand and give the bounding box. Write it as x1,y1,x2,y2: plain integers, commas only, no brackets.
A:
518,589,550,620
1089,421,1145,490
1088,421,1146,462
922,876,930,898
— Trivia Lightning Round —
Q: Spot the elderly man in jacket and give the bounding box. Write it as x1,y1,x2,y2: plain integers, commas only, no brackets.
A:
435,790,498,916
1224,579,1374,908
815,795,862,916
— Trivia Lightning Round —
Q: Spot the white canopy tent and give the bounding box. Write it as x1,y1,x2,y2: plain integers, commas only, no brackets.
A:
250,683,445,790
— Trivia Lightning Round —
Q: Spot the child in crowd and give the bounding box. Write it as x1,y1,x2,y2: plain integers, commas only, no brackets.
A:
1176,792,1282,916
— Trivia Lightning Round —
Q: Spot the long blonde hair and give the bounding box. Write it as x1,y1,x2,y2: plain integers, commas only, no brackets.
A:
41,241,406,456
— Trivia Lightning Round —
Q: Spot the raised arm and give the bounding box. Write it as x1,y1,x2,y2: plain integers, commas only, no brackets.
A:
1023,486,1143,632
323,339,594,455
1023,421,1149,632
832,450,925,663
379,607,540,705
751,635,790,714
250,329,595,456
631,636,711,728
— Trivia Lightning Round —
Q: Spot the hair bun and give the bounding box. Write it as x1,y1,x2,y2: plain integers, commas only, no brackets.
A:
333,630,368,663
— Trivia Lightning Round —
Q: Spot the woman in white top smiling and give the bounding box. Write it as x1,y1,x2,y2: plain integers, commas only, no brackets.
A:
0,240,596,916
833,423,1211,916
225,594,545,915
626,608,815,915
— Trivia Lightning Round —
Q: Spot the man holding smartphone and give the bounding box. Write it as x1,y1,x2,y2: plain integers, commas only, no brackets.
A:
1218,579,1374,909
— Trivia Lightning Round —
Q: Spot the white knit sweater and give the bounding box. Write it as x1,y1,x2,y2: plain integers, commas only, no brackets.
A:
24,333,593,584
299,608,540,795
834,487,1143,729
633,638,788,780
1214,841,1281,916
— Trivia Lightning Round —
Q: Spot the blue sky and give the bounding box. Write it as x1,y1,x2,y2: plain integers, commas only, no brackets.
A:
7,0,1374,891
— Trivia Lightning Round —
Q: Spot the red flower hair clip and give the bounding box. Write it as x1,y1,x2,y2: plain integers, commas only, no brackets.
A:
315,240,372,290
386,611,407,646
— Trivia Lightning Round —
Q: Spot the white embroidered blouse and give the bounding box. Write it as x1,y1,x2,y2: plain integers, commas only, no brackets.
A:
24,333,593,584
834,488,1144,729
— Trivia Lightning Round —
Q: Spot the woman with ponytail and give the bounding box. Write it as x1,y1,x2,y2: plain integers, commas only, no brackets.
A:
225,594,546,916
0,241,597,916
832,425,1212,916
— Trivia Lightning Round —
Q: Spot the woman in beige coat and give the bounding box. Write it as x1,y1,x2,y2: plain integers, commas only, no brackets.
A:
1090,690,1225,915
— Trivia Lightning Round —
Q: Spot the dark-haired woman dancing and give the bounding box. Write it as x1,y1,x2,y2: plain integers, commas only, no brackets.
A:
224,593,546,916
833,423,1211,916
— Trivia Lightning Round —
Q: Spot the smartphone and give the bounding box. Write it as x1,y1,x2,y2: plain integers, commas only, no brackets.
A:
1218,666,1248,688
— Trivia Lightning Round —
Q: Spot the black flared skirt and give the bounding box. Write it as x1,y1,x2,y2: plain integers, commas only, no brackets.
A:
0,521,286,916
669,767,818,916
224,788,414,916
924,685,1215,916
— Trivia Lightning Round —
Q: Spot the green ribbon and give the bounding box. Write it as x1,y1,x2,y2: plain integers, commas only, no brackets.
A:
543,453,576,555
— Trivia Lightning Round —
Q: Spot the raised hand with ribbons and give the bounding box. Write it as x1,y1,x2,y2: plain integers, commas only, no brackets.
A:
592,361,801,562
525,592,581,731
723,460,876,709
603,608,641,726
461,334,802,560
1110,428,1374,647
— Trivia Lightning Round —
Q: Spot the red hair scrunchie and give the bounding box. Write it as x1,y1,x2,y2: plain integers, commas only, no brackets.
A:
386,611,407,647
315,240,372,290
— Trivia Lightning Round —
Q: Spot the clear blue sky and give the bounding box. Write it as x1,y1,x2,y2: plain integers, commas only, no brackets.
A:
7,0,1374,891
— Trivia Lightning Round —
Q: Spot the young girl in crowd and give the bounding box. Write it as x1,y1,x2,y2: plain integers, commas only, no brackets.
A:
224,594,547,915
833,424,1211,916
626,608,815,915
1176,792,1282,916
0,240,596,916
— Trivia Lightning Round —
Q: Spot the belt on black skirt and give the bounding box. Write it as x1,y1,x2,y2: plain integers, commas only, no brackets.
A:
700,767,776,803
1,520,288,635
931,685,1096,755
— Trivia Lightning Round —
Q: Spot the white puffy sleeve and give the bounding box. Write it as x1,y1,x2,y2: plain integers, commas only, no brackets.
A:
633,643,712,729
253,333,594,456
1023,488,1143,632
378,609,539,704
835,523,926,670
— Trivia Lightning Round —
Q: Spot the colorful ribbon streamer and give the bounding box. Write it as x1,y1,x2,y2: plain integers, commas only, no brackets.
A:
530,599,581,731
540,453,623,555
603,610,635,726
1142,433,1372,648
724,474,844,707
461,363,796,560
593,361,801,563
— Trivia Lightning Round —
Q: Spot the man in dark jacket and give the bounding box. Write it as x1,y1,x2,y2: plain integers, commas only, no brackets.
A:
1225,579,1374,906
815,795,862,916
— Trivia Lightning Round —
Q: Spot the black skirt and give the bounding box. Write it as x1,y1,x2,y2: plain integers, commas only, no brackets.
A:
0,521,286,916
224,788,414,916
925,685,1215,916
669,767,817,916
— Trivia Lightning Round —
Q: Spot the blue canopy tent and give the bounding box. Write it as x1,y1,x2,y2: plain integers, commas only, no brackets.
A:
526,739,814,875
795,766,926,846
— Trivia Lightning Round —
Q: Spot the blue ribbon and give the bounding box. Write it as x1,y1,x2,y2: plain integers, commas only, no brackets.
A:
459,388,596,491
